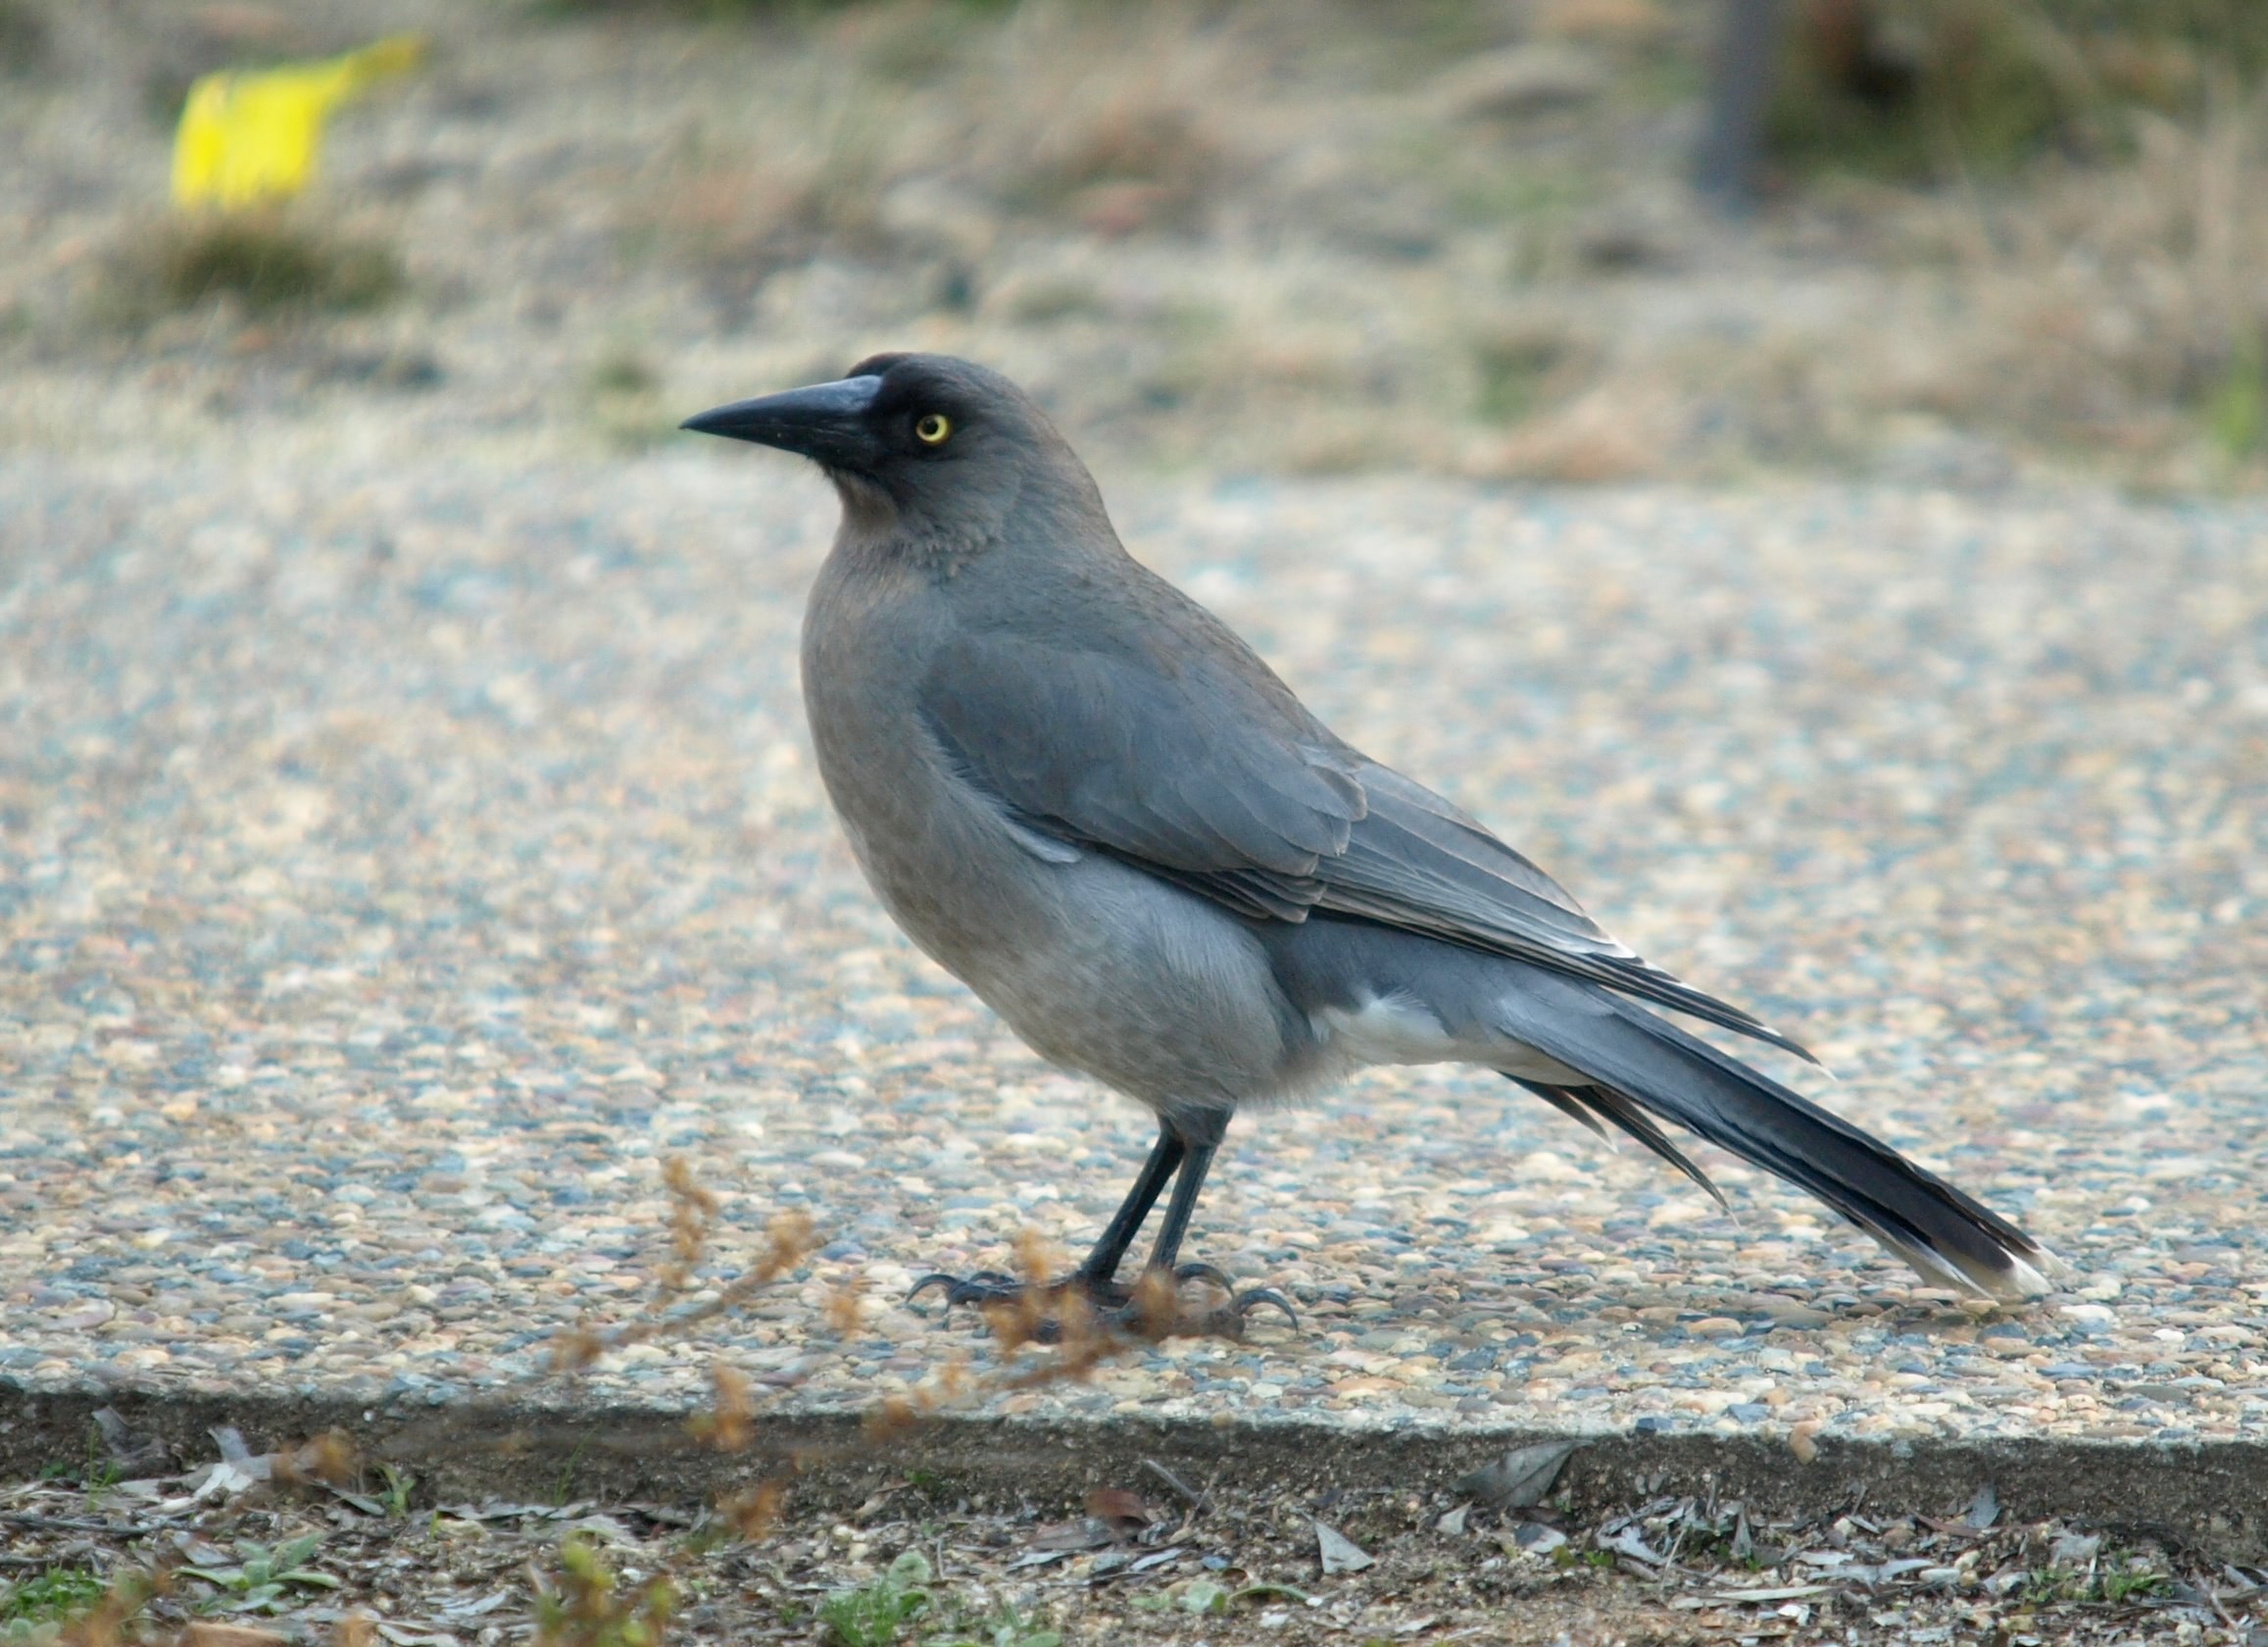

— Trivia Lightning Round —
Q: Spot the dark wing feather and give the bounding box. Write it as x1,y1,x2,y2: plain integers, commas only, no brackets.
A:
1508,1078,1728,1206
919,628,1361,891
1320,765,1813,1059
917,612,1806,1058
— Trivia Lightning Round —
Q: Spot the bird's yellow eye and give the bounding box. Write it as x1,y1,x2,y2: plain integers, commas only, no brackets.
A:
913,413,952,445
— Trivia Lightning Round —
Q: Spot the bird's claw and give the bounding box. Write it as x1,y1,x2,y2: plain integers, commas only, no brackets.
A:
1230,1286,1300,1329
906,1263,1297,1340
1170,1265,1300,1334
907,1269,1023,1307
905,1269,1127,1340
1170,1260,1235,1291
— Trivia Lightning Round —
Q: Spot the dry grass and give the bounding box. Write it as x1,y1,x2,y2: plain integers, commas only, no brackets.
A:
960,4,1238,236
637,67,912,285
594,0,2268,489
530,1155,1242,1580
632,0,1242,279
1864,75,2268,483
95,214,403,328
9,0,2268,483
1768,0,2268,182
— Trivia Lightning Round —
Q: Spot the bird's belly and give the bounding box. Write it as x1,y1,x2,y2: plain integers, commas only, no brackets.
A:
838,801,1301,1114
1310,993,1587,1084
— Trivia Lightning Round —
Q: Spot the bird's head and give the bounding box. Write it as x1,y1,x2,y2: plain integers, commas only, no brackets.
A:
681,353,1097,554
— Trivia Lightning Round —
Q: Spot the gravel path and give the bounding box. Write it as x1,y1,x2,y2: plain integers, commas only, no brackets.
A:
3,454,2264,1463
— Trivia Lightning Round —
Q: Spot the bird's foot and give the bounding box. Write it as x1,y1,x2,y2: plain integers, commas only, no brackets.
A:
908,1263,1297,1342
1166,1262,1300,1340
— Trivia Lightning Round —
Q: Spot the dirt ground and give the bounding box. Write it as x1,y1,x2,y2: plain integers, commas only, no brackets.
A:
2,1407,2261,1647
1,0,2264,492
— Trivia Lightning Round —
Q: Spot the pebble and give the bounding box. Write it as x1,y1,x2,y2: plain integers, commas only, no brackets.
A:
1,459,2264,1452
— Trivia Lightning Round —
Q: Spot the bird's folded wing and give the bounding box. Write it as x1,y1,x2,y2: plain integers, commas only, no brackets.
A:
918,628,1365,920
918,626,1806,1057
1320,764,1622,956
1315,765,1810,1056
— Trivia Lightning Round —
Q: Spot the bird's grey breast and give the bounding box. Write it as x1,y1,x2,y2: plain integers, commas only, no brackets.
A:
797,545,1305,1112
800,552,987,942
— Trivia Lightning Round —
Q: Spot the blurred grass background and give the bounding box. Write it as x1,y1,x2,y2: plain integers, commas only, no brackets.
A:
0,0,2262,489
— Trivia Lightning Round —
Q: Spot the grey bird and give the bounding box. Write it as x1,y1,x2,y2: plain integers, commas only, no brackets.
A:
682,353,2053,1326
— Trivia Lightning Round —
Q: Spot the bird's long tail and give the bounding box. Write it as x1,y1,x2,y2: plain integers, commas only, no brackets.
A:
1498,985,2054,1302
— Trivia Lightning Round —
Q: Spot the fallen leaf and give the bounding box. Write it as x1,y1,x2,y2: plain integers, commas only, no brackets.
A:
1314,1521,1374,1574
1029,1519,1111,1552
173,1533,230,1567
1602,1526,1666,1567
92,1407,173,1477
182,1624,289,1647
1451,1440,1578,1509
1506,1522,1566,1557
1708,1584,1831,1604
1230,1581,1313,1607
563,1514,636,1544
1085,1487,1155,1536
1177,1577,1229,1614
189,1461,264,1503
372,1628,459,1647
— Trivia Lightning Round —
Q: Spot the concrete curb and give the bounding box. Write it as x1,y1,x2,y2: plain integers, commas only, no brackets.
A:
5,1379,2259,1561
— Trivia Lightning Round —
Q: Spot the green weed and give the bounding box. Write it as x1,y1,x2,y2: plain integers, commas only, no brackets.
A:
817,1551,931,1647
2098,1559,2170,1603
181,1534,341,1615
554,1439,590,1507
810,1550,1060,1646
1128,1578,1305,1622
2206,328,2266,461
1473,326,1577,424
377,1463,418,1518
587,345,669,449
927,1600,1060,1647
589,346,660,397
0,0,47,76
0,1569,107,1625
76,1425,119,1512
536,1532,677,1647
1769,0,2268,183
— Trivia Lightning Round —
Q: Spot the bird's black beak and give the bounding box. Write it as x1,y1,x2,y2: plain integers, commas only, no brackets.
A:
680,375,883,464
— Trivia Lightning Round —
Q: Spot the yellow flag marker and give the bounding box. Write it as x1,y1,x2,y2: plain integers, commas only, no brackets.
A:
172,34,424,210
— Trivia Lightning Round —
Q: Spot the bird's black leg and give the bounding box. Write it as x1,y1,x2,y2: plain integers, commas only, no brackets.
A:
908,1123,1178,1313
1131,1129,1298,1335
1070,1123,1184,1285
1140,1130,1213,1273
910,1111,1293,1337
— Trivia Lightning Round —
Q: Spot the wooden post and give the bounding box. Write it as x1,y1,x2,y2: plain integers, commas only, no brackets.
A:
1694,0,1785,212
